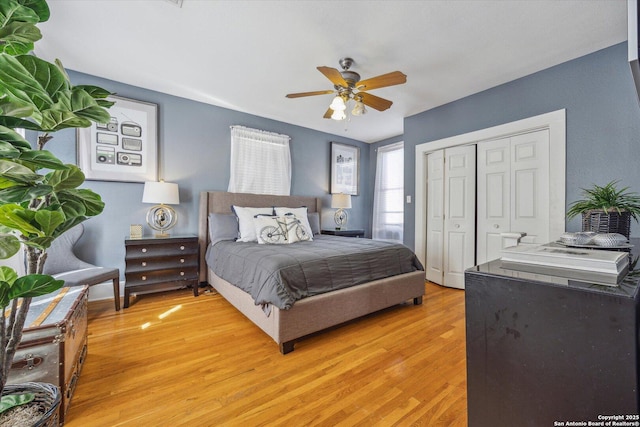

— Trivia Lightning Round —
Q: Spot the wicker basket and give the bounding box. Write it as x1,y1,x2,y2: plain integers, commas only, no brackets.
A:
581,210,631,239
1,382,61,427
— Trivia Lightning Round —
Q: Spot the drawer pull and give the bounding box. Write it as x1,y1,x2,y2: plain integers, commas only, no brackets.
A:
141,275,147,281
141,248,147,253
180,245,185,251
180,271,185,276
141,262,147,267
180,258,185,263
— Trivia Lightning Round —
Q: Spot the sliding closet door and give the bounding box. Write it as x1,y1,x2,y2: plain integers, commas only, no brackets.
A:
442,145,476,289
510,130,549,243
425,150,444,284
476,129,550,263
477,138,511,264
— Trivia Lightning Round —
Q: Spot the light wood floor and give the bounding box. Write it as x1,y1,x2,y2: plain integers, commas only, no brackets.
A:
64,282,467,427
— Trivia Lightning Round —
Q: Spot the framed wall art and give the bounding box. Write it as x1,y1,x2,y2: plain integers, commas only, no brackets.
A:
330,142,359,195
77,95,158,183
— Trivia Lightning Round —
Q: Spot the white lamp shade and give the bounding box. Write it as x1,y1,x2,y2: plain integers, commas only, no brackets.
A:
331,193,352,209
142,181,180,205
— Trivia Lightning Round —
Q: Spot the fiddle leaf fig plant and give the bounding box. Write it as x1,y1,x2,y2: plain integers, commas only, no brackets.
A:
0,0,114,414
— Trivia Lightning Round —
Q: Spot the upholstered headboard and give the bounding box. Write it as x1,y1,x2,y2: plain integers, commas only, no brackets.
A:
198,191,322,282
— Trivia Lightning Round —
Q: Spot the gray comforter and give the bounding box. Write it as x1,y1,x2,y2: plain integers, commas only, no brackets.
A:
206,235,424,310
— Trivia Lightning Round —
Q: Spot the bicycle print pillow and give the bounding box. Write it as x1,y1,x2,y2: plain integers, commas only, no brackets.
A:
254,215,311,244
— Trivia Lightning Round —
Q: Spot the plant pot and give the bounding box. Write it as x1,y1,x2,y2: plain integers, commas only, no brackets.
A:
581,210,631,239
0,382,61,427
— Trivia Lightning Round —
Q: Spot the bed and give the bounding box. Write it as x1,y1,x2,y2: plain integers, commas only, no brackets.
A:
198,191,425,354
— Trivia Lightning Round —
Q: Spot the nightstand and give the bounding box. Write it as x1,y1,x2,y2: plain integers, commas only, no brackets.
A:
321,229,366,238
124,235,199,308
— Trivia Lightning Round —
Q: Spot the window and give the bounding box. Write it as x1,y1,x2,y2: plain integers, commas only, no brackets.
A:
372,141,404,243
228,126,291,195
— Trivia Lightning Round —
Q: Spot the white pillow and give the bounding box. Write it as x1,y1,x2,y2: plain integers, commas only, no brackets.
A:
232,206,274,242
274,207,313,241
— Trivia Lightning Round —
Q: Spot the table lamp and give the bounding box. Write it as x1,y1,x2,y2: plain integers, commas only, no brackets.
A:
331,193,352,230
142,180,180,237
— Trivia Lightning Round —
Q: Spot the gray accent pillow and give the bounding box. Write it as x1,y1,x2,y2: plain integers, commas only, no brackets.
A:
307,212,321,235
208,213,239,245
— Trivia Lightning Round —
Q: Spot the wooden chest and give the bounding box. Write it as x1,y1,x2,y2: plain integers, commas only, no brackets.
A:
8,285,89,425
124,235,199,307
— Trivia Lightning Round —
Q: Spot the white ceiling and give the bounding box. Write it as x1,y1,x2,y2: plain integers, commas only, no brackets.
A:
35,0,627,143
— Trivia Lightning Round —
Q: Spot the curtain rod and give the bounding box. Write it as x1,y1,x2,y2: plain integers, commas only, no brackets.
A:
230,125,291,140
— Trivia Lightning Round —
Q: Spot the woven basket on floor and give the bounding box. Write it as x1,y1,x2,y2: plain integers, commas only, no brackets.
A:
581,210,631,239
1,382,61,427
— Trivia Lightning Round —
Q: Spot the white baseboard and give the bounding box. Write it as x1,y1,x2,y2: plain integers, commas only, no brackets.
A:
86,281,124,303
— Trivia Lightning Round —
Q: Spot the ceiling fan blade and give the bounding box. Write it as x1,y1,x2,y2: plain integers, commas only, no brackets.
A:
317,66,348,87
286,90,335,98
357,71,407,91
323,108,333,119
359,92,393,111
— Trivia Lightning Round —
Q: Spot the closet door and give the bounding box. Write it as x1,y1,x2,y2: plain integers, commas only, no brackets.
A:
477,138,511,264
510,130,549,244
425,150,444,284
442,145,476,289
476,129,551,263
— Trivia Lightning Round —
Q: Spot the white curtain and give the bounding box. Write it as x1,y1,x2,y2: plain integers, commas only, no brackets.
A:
372,142,404,243
228,126,291,195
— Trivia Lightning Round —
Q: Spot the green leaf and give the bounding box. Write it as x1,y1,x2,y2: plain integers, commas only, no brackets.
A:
70,87,112,124
45,165,84,191
34,209,64,235
18,0,50,22
19,149,67,170
0,266,18,285
0,141,21,159
0,234,20,259
0,22,41,55
0,115,41,130
0,1,40,26
10,274,64,301
0,125,31,151
0,203,42,235
0,183,51,203
58,188,104,217
0,393,34,414
0,159,41,183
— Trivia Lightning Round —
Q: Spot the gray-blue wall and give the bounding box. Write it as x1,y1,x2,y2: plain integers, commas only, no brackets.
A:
37,71,371,277
403,42,640,250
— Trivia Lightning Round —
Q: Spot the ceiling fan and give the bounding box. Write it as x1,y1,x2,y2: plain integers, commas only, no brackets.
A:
285,57,407,120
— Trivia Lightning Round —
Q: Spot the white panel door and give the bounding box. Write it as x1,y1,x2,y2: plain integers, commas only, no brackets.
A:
443,145,476,289
425,150,444,284
476,128,551,263
510,129,550,244
477,138,511,264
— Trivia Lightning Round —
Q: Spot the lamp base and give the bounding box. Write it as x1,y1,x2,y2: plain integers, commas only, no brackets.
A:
154,232,171,238
146,204,177,237
334,208,348,230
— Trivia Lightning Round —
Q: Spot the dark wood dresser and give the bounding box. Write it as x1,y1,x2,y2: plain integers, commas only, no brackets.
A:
465,260,640,426
124,235,199,308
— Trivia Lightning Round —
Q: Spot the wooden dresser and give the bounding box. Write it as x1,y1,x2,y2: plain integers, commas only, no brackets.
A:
124,235,199,308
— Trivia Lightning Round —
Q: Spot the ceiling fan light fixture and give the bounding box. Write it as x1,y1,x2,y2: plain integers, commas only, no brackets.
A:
329,95,346,111
331,109,346,121
352,100,366,116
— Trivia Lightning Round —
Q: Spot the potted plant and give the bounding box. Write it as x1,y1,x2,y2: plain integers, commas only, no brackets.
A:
566,180,640,239
0,0,113,424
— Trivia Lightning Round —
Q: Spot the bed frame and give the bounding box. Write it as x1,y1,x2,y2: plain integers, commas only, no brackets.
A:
198,191,426,354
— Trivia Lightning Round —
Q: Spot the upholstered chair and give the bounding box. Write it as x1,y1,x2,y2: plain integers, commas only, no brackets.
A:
42,224,121,311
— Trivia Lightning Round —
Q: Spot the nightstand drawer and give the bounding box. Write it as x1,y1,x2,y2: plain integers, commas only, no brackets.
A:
125,240,198,260
125,267,198,287
125,254,198,273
